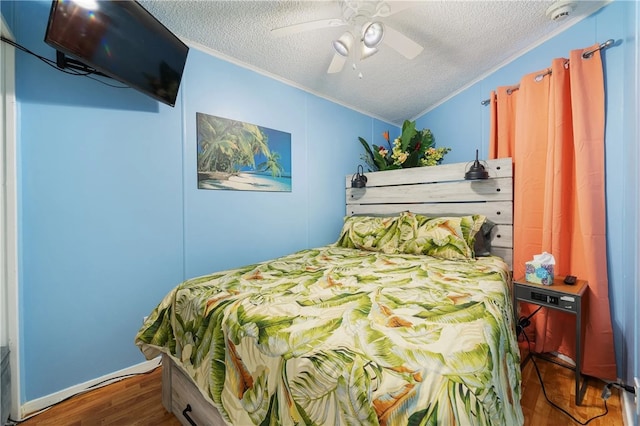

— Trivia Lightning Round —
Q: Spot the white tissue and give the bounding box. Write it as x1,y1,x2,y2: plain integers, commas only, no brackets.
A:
533,252,555,264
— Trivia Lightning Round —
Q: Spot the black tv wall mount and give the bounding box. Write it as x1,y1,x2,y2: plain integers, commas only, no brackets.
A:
56,51,108,78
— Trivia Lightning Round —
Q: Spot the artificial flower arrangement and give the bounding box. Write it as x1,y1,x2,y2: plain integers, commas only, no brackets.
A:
358,120,451,171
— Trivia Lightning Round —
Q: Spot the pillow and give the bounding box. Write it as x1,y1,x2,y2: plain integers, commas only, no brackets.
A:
396,212,485,260
336,215,400,254
403,211,493,257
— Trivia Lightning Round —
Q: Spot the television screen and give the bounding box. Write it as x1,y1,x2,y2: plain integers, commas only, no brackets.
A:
44,0,189,107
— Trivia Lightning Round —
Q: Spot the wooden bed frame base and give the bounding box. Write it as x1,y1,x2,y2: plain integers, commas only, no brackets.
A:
161,354,227,426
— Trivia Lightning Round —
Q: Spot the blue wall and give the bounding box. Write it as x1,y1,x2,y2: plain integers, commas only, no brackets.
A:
417,0,639,394
4,0,638,413
2,0,395,403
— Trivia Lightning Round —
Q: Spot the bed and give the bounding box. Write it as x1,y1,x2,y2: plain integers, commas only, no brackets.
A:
135,157,523,426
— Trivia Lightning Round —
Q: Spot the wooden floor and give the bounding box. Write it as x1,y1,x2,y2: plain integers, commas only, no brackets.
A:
18,367,181,426
520,354,623,426
18,356,623,426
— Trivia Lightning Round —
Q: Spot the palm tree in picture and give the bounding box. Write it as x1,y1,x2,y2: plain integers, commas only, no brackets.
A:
258,151,284,178
197,113,278,180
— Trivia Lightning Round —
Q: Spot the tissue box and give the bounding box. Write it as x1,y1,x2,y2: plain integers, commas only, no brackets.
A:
525,261,554,285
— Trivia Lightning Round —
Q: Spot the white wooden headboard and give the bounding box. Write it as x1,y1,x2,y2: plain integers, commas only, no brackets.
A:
344,157,513,268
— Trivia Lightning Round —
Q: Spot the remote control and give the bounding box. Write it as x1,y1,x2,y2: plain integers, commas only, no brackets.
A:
563,275,577,285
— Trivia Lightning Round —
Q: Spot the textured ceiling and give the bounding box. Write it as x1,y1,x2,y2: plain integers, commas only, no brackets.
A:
139,0,609,125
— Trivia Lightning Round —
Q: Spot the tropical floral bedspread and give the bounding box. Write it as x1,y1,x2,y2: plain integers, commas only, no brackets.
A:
135,246,523,426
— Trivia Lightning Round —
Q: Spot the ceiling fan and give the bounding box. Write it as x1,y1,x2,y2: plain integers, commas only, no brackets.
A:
271,1,423,75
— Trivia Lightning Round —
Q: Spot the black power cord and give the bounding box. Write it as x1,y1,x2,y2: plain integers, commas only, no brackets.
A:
0,35,128,89
605,381,636,395
517,313,610,425
516,305,543,339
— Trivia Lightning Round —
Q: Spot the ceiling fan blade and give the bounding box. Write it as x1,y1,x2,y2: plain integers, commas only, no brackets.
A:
327,53,346,74
382,25,424,59
374,1,415,18
271,18,346,37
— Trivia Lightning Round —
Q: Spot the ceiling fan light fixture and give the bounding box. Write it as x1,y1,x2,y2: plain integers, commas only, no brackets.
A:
333,31,354,57
363,21,384,48
360,45,379,60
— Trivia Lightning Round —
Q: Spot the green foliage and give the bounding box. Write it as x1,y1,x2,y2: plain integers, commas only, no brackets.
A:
358,120,451,171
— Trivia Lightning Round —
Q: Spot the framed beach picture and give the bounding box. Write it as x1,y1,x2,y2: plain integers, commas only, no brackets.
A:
196,113,292,192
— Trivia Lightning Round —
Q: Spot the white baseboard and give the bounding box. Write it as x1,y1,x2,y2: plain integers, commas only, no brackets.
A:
621,389,638,426
18,357,161,421
550,351,576,366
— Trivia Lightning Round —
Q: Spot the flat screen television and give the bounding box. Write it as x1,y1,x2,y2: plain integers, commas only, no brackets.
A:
44,0,189,107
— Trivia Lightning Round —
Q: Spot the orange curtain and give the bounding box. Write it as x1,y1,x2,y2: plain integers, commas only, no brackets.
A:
489,86,518,159
489,45,616,380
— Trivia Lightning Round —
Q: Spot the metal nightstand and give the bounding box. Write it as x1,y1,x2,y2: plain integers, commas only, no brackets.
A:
513,276,589,405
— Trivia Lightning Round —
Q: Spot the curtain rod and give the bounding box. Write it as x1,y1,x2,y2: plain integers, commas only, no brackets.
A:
480,39,615,106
